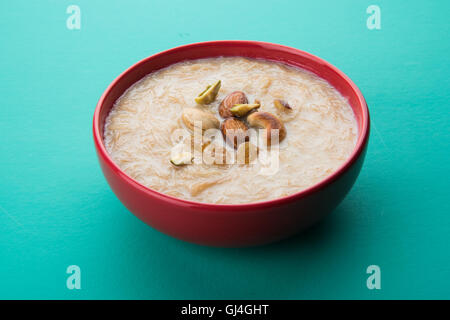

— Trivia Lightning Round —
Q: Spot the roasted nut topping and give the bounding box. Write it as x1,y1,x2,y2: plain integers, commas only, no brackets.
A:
230,103,260,117
170,142,193,166
247,111,286,145
218,91,248,118
182,108,220,132
221,118,249,149
195,80,221,104
274,99,293,111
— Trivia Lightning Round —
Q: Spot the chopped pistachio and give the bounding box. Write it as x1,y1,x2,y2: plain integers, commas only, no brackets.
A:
170,151,193,166
194,80,221,104
230,103,260,117
181,107,220,131
170,142,193,166
247,111,286,145
274,99,292,111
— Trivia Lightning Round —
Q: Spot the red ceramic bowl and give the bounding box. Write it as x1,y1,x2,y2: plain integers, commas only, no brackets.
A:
93,41,370,247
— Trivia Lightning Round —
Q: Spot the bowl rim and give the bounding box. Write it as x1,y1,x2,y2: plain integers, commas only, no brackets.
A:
93,40,370,210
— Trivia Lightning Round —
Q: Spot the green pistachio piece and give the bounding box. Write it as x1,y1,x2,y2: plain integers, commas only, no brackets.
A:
170,142,194,166
230,103,260,117
170,151,193,166
274,99,293,111
194,80,221,105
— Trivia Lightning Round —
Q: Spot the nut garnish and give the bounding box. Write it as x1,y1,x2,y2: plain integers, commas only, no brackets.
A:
274,99,292,111
221,118,249,149
182,108,220,132
170,142,193,166
236,141,258,164
195,80,221,105
170,134,211,166
170,152,193,166
247,111,286,145
230,103,260,117
219,91,248,118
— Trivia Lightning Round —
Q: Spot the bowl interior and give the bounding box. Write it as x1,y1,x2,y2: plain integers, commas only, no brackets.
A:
96,41,367,142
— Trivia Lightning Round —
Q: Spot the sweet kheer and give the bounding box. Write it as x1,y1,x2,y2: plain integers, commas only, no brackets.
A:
104,57,357,204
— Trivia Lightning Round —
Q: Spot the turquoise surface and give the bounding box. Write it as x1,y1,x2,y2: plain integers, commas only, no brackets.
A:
1,0,449,299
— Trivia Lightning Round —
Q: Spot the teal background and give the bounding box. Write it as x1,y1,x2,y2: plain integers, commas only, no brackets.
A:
1,0,449,299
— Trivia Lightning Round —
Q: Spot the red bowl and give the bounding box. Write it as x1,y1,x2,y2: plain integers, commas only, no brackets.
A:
93,41,370,247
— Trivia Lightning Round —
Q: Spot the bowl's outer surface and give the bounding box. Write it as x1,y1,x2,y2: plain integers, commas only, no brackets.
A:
93,41,370,247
